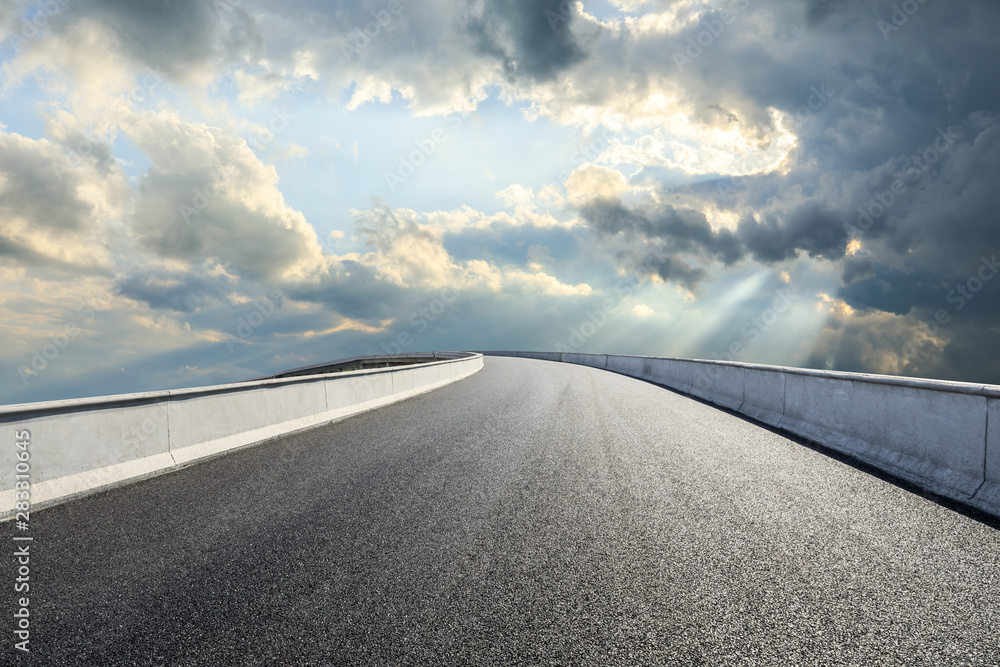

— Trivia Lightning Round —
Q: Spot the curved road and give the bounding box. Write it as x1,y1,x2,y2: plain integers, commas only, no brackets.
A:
11,356,1000,665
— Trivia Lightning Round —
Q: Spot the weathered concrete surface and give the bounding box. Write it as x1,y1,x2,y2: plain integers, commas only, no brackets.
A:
779,374,854,451
740,367,787,428
168,388,270,466
971,394,1000,517
712,364,745,411
606,355,644,378
479,350,562,362
687,361,716,402
0,398,173,509
562,353,608,369
846,381,987,500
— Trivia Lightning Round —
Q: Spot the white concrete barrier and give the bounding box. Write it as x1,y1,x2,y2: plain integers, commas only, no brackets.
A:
647,358,676,388
711,364,745,411
616,355,657,383
607,355,644,378
652,359,686,393
971,392,1000,516
479,350,562,362
391,366,419,400
485,351,998,519
845,379,987,500
562,353,608,369
1,353,483,518
354,371,396,409
780,373,854,448
1,398,175,515
686,360,716,401
741,367,786,428
168,386,271,466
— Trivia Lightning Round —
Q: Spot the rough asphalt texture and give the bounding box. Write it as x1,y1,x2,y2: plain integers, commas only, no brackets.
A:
7,356,1000,666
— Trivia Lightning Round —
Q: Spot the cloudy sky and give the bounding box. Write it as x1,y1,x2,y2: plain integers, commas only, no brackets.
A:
2,0,999,404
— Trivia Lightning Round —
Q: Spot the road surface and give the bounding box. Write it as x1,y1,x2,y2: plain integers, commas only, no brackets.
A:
9,356,1000,665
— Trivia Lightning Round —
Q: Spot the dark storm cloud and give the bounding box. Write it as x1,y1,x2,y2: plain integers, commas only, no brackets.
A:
627,251,706,290
804,0,849,25
573,198,744,291
581,199,744,264
799,108,1000,382
57,131,118,177
577,195,853,285
939,324,1000,384
287,260,412,324
0,235,65,269
0,134,92,233
838,265,942,317
803,298,1000,385
50,0,259,77
583,0,1000,381
840,255,876,285
642,0,1000,178
115,268,231,313
738,203,848,264
464,0,590,82
833,115,1000,312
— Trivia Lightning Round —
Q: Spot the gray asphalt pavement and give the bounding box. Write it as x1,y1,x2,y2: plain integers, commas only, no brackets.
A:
8,356,1000,666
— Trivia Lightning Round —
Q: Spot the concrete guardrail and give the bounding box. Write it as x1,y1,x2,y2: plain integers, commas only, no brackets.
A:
1,353,483,519
483,351,999,520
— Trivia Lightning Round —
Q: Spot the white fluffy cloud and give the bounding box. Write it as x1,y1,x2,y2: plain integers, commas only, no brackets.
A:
123,110,325,281
0,128,127,271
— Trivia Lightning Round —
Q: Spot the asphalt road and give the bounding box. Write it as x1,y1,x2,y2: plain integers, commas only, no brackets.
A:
8,356,1000,666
